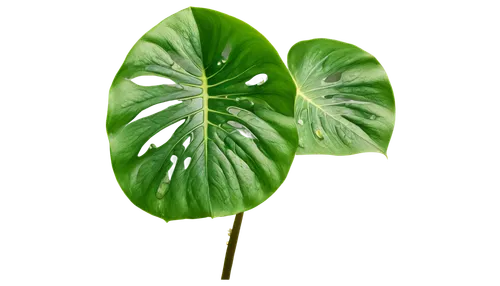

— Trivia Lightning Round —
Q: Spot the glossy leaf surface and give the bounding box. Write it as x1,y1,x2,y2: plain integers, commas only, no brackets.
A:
106,7,297,221
288,39,395,156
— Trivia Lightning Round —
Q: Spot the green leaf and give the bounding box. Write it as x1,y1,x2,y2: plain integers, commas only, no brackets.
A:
106,7,297,222
287,39,395,156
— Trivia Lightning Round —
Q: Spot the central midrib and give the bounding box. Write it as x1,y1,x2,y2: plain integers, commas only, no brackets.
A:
200,68,214,217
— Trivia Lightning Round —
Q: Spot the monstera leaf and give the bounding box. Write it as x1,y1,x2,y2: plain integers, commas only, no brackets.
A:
106,7,297,222
288,39,395,156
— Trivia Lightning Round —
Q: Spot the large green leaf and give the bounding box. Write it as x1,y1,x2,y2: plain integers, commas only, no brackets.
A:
287,39,395,156
106,7,297,222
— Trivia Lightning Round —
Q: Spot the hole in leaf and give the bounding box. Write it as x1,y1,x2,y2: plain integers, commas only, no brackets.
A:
139,129,168,156
130,100,182,125
168,118,187,137
184,158,192,169
139,118,188,156
245,74,267,86
324,72,342,83
139,139,158,156
323,94,335,99
227,121,256,139
168,156,178,179
184,133,193,148
134,76,175,86
153,127,174,145
153,133,160,144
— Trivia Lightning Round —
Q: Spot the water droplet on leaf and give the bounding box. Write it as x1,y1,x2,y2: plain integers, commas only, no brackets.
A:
298,108,307,122
314,129,324,140
247,100,254,106
238,99,254,109
227,107,241,115
171,63,180,70
156,183,169,199
324,72,342,83
148,141,158,149
221,44,231,61
156,156,178,199
228,121,244,128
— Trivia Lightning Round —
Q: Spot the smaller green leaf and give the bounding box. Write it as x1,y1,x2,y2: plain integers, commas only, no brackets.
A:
288,39,395,156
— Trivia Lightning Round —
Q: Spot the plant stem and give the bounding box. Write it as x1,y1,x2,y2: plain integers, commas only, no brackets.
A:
221,212,244,280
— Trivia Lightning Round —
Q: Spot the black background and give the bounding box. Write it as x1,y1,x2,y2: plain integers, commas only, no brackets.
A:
92,1,411,285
